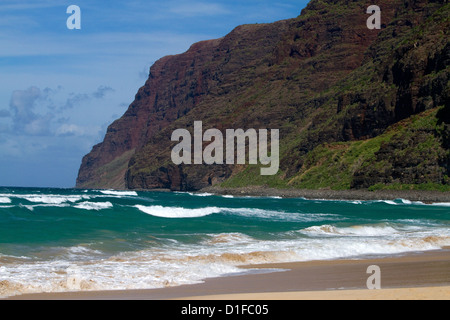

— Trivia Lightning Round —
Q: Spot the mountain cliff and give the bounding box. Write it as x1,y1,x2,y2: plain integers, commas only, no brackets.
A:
76,0,449,192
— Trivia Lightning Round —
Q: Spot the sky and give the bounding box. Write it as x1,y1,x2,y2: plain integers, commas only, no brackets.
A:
0,0,309,188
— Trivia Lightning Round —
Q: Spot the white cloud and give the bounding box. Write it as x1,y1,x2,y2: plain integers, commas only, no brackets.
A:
56,123,94,137
8,86,52,135
92,86,115,99
61,86,115,110
4,85,115,137
0,0,308,187
25,115,54,136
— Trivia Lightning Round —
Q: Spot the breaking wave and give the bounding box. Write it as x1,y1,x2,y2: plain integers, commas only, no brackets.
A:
74,202,113,211
431,202,450,207
188,192,214,197
1,187,449,299
0,197,11,204
22,195,86,204
132,205,344,222
99,190,138,197
134,205,222,218
301,224,400,237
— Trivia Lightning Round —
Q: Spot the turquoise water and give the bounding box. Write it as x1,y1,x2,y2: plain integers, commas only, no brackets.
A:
0,187,449,297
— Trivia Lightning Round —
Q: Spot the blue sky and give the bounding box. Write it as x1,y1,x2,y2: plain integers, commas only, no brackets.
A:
0,0,308,188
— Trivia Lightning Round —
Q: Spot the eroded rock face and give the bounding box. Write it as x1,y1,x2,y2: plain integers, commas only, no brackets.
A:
77,0,449,191
76,38,225,189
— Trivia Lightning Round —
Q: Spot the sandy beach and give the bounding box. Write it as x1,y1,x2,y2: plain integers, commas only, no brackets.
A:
5,248,450,300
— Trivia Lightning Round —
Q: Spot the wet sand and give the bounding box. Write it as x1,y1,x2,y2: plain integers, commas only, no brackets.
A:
6,248,450,300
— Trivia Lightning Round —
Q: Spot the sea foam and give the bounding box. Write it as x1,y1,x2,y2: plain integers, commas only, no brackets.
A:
74,202,113,211
1,187,448,299
134,205,221,218
431,202,450,207
301,224,400,237
188,192,214,197
99,190,138,196
223,208,343,222
22,195,86,204
0,197,11,204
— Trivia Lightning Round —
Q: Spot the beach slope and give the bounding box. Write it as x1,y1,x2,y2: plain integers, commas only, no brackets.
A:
6,249,449,300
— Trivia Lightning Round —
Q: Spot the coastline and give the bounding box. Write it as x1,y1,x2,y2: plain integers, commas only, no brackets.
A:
200,186,450,203
5,248,450,300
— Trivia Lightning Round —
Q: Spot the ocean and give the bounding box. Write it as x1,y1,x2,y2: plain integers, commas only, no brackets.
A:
0,187,449,298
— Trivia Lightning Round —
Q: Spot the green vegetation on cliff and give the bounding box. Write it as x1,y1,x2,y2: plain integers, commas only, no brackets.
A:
220,1,449,192
77,0,449,192
221,107,450,191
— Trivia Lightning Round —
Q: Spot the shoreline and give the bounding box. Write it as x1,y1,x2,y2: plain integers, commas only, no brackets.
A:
5,248,450,300
199,186,450,203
